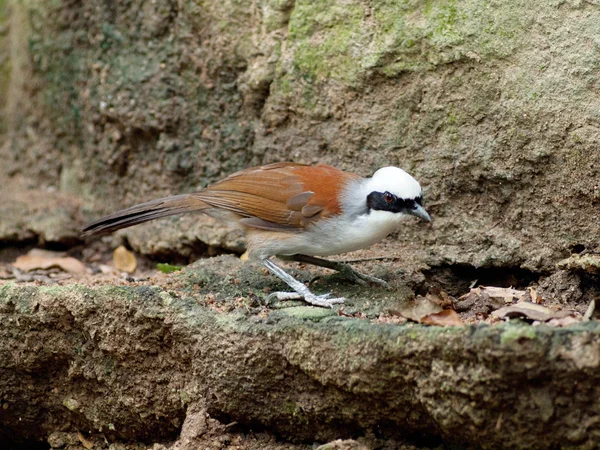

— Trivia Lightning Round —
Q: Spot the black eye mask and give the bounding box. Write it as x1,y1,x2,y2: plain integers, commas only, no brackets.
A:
366,191,419,213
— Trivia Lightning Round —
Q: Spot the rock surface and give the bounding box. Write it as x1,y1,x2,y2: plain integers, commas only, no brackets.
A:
2,0,600,448
1,258,599,449
1,0,600,269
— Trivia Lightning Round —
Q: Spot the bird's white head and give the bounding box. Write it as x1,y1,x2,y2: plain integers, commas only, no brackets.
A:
370,167,423,199
359,166,431,222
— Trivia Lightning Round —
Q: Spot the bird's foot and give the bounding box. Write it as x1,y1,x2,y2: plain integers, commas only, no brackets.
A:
338,266,389,288
261,259,345,308
266,291,345,308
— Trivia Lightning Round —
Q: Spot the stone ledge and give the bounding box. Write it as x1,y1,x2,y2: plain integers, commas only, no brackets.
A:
0,282,598,449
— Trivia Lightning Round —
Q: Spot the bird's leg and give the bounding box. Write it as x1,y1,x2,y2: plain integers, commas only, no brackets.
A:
262,259,345,308
288,254,389,288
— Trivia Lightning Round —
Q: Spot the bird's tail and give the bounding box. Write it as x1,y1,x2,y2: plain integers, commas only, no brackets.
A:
82,194,209,235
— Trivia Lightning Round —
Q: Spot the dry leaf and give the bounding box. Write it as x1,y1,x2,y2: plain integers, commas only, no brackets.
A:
492,303,553,321
455,286,514,313
493,302,581,326
426,288,455,309
240,250,249,261
392,296,443,322
12,249,86,274
527,286,543,304
481,286,526,303
77,431,94,449
546,315,580,327
113,246,137,273
420,309,464,327
456,286,533,310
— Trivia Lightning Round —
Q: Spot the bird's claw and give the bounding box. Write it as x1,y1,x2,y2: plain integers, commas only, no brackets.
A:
339,267,389,288
265,291,345,308
305,293,346,308
266,291,304,302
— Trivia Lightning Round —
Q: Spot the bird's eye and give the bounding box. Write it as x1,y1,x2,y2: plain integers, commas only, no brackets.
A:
383,192,394,203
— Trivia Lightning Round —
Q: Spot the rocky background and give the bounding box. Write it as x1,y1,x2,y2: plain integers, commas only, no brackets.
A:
1,0,600,449
2,0,600,267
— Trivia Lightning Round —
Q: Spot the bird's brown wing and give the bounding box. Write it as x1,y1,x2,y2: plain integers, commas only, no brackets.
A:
194,163,361,230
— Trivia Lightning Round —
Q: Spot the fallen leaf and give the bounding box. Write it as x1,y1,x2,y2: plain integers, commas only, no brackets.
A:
492,303,553,322
240,250,249,261
113,246,137,273
546,314,580,327
483,286,526,302
421,309,464,327
455,286,521,313
77,431,94,449
427,287,455,309
392,296,443,322
98,264,114,274
316,439,369,450
12,249,86,274
527,286,543,304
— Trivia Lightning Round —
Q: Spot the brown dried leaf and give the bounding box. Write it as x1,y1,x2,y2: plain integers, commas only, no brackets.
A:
420,309,464,327
527,286,543,304
492,303,553,322
113,246,137,273
484,286,526,302
456,286,522,313
392,296,443,322
12,249,86,274
427,288,455,309
77,431,95,450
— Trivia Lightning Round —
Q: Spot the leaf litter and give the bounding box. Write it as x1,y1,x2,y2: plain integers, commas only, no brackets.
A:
1,243,595,328
391,289,464,327
113,245,137,273
12,249,87,274
393,285,587,328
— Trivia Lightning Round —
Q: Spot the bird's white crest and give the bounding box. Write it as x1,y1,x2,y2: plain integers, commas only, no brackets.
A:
366,166,423,200
339,165,424,223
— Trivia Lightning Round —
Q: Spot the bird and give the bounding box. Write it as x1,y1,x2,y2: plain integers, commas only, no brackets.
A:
82,162,430,307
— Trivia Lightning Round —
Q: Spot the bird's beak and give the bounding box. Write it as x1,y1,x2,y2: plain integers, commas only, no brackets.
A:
410,205,431,222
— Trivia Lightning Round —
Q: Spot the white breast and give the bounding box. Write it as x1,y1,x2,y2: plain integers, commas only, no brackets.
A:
264,210,405,258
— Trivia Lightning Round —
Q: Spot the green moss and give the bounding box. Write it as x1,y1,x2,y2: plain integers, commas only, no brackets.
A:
289,0,365,83
282,398,311,425
268,306,336,321
500,324,537,345
179,268,217,291
285,0,527,85
26,1,84,146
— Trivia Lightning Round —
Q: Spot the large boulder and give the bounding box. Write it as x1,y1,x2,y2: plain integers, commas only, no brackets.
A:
1,0,599,269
